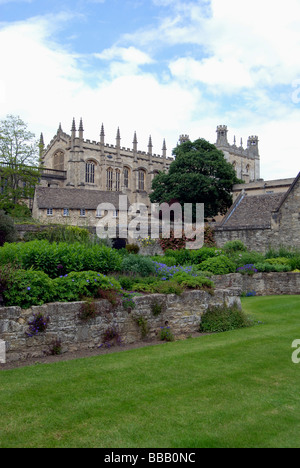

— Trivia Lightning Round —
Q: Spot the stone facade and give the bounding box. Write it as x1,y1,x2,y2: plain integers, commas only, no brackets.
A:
215,125,260,183
232,177,295,202
214,172,300,253
39,119,172,208
0,289,240,363
33,121,261,227
212,272,300,296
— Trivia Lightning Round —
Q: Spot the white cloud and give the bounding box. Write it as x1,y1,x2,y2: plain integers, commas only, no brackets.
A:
96,46,154,65
1,2,300,181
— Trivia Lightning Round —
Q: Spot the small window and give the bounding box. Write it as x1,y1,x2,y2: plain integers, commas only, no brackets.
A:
47,208,53,216
63,208,69,217
96,209,102,218
80,209,86,217
113,210,119,218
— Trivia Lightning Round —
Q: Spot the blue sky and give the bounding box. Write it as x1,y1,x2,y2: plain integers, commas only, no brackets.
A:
1,0,300,179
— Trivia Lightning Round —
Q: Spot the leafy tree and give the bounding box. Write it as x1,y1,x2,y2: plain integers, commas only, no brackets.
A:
150,138,243,219
0,115,41,204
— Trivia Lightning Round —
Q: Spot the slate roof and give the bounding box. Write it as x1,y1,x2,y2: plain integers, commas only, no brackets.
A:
220,192,285,229
35,187,124,210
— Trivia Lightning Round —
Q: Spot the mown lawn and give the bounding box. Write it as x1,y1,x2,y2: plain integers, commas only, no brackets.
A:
1,295,300,448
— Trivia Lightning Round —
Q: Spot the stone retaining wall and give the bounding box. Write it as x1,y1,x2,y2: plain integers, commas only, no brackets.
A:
212,272,300,296
0,289,240,363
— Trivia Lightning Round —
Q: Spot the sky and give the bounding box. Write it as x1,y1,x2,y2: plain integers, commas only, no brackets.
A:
1,0,300,180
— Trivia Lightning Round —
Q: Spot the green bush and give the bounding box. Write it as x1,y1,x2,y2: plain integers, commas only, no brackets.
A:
121,254,156,277
3,269,54,309
125,244,140,254
0,201,32,219
265,246,300,259
0,210,17,245
0,241,123,278
52,271,122,303
289,256,300,271
132,279,184,296
232,251,265,269
198,255,236,275
24,225,91,244
199,303,253,333
254,262,292,273
264,257,291,266
172,272,214,292
164,247,220,266
223,240,247,254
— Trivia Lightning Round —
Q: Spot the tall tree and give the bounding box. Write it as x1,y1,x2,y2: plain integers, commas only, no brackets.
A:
150,138,243,219
0,115,41,204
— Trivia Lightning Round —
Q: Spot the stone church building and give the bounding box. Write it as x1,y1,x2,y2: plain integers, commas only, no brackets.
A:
33,119,261,226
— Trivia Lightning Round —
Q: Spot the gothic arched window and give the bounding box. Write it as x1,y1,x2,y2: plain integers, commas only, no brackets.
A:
85,161,95,184
138,170,146,191
107,168,113,191
53,151,65,171
124,168,129,189
116,169,121,191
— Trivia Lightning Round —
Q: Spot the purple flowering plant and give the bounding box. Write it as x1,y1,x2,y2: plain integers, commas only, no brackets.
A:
236,264,258,276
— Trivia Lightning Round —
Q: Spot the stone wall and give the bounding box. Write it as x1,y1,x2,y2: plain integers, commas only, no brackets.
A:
212,272,300,296
0,289,240,363
214,226,273,253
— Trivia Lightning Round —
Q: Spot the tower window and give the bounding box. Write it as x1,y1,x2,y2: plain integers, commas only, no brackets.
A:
138,170,145,191
107,168,113,191
116,170,120,191
85,161,95,184
124,168,129,189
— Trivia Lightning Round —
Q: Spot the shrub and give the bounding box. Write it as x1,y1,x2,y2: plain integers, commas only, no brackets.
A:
0,210,17,245
199,303,253,333
190,247,222,265
198,255,236,275
121,255,156,277
264,257,291,266
3,269,54,309
160,326,174,342
52,271,122,303
24,225,91,244
232,251,265,269
223,240,247,254
288,256,300,271
172,272,214,293
0,201,32,219
0,241,123,278
254,263,291,273
132,279,184,296
125,244,140,254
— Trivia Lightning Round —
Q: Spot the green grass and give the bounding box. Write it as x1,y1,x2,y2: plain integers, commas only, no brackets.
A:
1,296,300,448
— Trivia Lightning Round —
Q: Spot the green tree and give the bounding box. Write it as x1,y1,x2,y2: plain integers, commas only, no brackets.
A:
150,138,242,219
0,115,41,205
